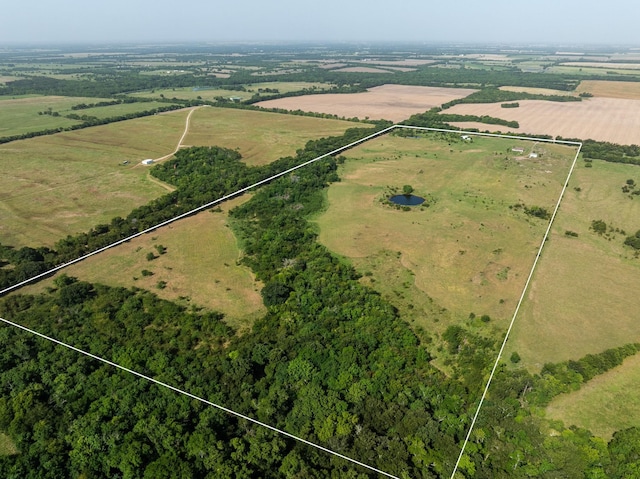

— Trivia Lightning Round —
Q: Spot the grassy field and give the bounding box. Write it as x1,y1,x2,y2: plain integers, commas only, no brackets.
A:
0,110,191,247
73,101,171,119
183,107,357,166
314,133,576,345
130,81,333,102
0,432,18,456
546,354,640,439
577,80,640,99
505,160,640,370
0,106,356,247
18,196,265,331
0,95,99,137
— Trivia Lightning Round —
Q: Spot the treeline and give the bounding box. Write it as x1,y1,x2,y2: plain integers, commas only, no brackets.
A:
439,87,582,110
581,139,640,165
402,108,519,129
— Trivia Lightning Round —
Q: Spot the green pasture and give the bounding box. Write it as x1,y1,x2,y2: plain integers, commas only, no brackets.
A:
0,110,190,247
505,160,640,370
0,95,99,137
314,132,576,342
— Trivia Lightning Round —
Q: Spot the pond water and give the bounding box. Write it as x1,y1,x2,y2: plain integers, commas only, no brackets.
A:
389,194,425,206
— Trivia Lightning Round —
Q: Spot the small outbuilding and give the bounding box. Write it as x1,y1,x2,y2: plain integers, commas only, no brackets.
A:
529,152,539,159
512,147,525,154
461,135,471,141
141,159,154,165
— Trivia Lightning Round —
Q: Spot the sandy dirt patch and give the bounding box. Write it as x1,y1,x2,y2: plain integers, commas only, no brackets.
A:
256,84,477,122
444,98,640,144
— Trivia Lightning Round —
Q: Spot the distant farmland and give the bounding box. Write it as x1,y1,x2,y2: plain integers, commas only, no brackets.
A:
447,98,640,144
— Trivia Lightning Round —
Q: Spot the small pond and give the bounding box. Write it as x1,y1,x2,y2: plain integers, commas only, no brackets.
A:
389,194,425,206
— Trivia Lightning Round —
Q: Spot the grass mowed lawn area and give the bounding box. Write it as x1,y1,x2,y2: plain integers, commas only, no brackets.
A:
314,133,576,344
546,353,640,439
183,107,357,166
505,160,640,371
0,110,191,247
20,196,265,331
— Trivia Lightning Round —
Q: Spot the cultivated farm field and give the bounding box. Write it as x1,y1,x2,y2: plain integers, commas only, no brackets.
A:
315,132,577,346
577,80,640,99
447,98,640,144
256,84,478,122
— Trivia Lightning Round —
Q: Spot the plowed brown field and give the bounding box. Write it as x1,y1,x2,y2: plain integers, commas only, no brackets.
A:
446,98,640,144
256,84,477,122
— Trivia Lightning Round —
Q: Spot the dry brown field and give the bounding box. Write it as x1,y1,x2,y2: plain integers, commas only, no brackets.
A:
577,80,640,100
446,98,640,144
366,59,436,67
256,84,478,122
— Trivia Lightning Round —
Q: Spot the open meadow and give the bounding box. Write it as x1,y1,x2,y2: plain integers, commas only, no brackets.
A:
0,95,104,137
19,196,265,331
182,107,356,166
256,84,478,122
447,97,640,144
314,132,576,346
0,110,191,247
505,160,640,370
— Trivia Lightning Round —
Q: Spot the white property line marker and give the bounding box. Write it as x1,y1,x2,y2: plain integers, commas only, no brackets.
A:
448,141,583,479
0,123,582,477
0,315,400,479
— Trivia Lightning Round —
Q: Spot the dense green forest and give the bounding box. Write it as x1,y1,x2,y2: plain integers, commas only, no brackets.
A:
2,129,640,477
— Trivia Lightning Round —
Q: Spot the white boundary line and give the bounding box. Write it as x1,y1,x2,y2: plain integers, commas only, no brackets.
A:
0,124,582,477
448,141,583,479
0,315,399,479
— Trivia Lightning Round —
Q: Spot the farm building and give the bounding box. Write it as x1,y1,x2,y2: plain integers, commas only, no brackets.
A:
461,135,471,141
512,147,525,153
141,159,154,165
529,152,539,158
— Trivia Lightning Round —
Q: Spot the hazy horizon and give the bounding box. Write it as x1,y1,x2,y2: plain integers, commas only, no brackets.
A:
1,0,639,47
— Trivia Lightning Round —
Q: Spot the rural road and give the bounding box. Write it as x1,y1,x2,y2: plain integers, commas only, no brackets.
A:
150,105,204,163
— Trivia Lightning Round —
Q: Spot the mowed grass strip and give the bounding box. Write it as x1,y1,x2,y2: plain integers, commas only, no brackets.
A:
546,353,640,440
0,110,191,247
315,133,576,337
20,196,265,331
505,160,640,370
183,107,357,166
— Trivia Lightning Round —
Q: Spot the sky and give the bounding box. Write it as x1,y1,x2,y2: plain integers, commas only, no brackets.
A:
1,0,638,46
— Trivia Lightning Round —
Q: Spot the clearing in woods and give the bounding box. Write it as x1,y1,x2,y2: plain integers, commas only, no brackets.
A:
17,196,266,332
314,131,577,367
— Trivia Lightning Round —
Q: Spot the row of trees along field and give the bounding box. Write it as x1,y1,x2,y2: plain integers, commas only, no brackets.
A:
2,126,640,477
